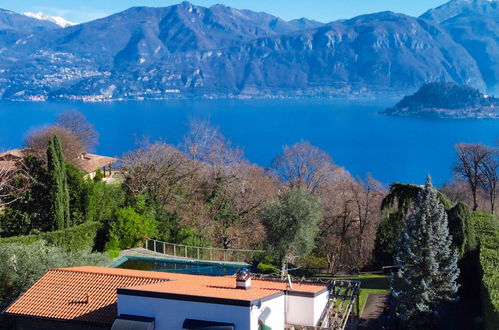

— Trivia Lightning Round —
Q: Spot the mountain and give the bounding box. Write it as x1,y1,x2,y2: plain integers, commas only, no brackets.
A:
23,12,76,28
0,1,496,101
421,0,499,93
0,8,60,32
385,82,498,118
420,0,498,23
3,2,322,68
0,8,60,49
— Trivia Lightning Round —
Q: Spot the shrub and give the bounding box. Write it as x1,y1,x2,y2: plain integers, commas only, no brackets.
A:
473,212,499,330
85,182,125,223
93,168,104,182
299,255,328,269
104,207,158,251
107,249,120,259
0,240,108,308
256,263,279,274
0,221,103,252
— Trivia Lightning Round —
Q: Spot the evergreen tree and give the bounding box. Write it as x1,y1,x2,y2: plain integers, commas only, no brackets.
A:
447,202,477,258
391,176,459,329
47,136,71,230
261,189,322,265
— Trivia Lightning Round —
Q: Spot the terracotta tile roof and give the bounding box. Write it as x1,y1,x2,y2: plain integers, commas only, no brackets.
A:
4,267,172,325
4,266,327,324
72,153,118,173
0,160,18,172
126,274,326,302
0,149,26,171
0,149,26,160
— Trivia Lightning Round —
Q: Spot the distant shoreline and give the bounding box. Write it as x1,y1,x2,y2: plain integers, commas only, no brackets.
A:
1,93,404,103
383,106,499,119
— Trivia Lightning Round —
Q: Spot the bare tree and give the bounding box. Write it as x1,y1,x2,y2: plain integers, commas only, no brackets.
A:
121,141,193,209
0,162,31,207
441,178,476,206
0,165,16,207
209,163,277,249
316,173,385,274
480,147,498,214
270,141,346,193
453,143,491,210
318,178,357,273
181,118,242,176
348,176,385,270
24,126,84,162
56,110,99,151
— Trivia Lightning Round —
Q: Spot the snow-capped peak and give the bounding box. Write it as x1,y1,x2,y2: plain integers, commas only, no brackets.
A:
23,12,76,28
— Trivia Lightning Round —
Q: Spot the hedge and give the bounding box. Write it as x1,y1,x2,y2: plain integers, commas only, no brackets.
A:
0,221,103,252
474,212,499,330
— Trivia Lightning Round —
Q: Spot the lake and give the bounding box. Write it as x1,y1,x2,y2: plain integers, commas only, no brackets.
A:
0,99,497,186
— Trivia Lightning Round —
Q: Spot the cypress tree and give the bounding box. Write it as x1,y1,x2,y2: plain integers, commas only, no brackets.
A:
391,176,459,329
47,136,71,230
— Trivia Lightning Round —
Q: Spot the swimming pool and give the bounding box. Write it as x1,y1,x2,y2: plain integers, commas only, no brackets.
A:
111,256,247,276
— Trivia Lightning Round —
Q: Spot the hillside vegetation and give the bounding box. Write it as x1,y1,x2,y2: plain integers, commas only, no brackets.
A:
385,82,498,118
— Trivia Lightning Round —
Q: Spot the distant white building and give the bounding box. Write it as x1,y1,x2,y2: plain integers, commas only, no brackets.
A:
3,266,330,330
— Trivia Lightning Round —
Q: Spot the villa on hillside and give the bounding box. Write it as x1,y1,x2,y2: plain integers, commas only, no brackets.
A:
0,149,25,172
72,152,118,180
2,266,330,330
0,149,117,180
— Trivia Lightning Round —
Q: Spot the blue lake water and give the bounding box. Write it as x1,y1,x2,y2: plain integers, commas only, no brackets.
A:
0,99,497,186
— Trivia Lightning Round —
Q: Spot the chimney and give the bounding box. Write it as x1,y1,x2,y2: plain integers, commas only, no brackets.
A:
236,268,251,290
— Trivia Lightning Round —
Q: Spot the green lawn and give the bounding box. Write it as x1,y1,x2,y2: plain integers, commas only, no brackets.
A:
314,273,390,314
357,288,390,313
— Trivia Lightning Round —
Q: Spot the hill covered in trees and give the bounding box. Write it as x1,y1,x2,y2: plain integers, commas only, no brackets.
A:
384,82,499,118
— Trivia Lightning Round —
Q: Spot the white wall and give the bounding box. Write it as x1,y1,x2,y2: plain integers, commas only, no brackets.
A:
117,290,327,329
313,291,329,325
286,295,314,326
250,295,285,330
117,294,251,330
285,291,329,327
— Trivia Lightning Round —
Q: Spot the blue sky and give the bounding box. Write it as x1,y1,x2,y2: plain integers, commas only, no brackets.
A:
2,0,447,23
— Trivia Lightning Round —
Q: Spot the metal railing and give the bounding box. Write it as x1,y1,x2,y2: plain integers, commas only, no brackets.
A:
144,239,264,263
317,280,361,330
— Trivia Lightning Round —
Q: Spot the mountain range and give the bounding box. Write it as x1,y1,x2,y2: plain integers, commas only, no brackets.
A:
0,0,497,101
23,12,76,28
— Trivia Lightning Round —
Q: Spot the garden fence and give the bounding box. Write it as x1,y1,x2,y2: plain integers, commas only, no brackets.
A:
144,239,264,263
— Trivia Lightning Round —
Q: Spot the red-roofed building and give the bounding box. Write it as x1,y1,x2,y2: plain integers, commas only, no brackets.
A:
3,266,330,330
0,149,26,173
0,149,117,180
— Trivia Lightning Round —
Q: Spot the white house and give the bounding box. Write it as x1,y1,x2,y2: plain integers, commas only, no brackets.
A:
3,266,330,330
115,271,329,329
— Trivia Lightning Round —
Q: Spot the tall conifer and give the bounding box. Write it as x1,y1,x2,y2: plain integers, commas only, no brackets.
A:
391,176,459,328
47,136,71,230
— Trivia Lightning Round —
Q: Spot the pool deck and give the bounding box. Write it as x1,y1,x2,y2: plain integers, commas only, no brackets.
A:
112,248,250,267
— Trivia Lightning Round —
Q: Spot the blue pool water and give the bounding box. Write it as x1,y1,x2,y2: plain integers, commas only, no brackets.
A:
0,99,497,186
115,256,246,276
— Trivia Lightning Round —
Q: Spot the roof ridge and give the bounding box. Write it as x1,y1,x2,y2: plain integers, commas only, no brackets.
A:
252,276,329,287
49,267,172,281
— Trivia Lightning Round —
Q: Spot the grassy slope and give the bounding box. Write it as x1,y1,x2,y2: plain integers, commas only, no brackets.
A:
314,273,390,314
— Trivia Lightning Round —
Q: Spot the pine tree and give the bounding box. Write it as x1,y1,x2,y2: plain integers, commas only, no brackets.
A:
47,136,71,230
391,176,459,329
